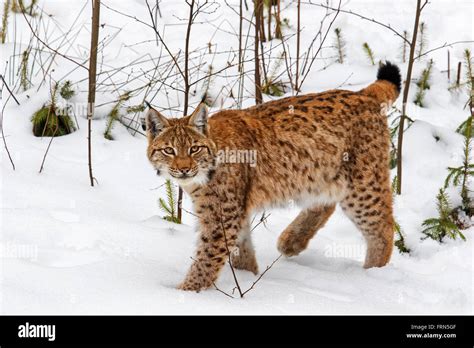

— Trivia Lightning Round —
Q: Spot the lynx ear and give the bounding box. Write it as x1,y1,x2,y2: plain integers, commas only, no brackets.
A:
188,103,208,134
146,108,170,139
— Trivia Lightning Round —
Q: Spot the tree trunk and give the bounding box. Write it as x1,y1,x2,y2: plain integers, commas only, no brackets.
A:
87,0,101,187
396,0,422,195
254,0,263,104
177,0,196,223
274,0,282,39
267,1,271,41
239,0,243,73
258,0,266,42
295,0,301,91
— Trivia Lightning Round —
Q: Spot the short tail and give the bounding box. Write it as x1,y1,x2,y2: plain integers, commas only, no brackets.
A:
360,61,401,105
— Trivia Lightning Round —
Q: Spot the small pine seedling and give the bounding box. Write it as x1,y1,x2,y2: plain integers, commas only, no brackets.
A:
421,188,466,242
394,221,410,253
390,179,410,253
388,109,415,170
1,0,11,44
391,175,398,194
416,22,427,58
456,116,474,138
158,180,181,224
456,50,474,137
334,28,346,64
104,92,131,140
445,115,473,215
449,49,473,93
20,49,30,91
31,83,76,137
400,30,408,63
362,42,375,65
262,52,286,96
389,111,414,162
414,59,433,107
59,80,75,100
464,49,473,105
126,104,145,114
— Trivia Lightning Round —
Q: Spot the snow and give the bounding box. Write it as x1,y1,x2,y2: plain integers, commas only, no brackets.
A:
1,0,473,314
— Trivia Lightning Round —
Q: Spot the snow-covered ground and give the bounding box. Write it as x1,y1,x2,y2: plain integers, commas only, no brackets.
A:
1,0,473,314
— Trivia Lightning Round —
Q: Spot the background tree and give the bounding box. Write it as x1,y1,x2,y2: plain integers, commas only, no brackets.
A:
87,0,101,187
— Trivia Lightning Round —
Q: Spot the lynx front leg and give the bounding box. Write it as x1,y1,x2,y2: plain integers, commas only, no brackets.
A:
178,205,245,292
231,221,259,274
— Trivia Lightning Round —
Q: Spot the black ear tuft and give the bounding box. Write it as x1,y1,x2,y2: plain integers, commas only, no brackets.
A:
377,61,402,93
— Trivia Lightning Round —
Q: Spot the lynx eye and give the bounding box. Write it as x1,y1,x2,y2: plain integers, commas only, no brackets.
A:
162,147,175,155
189,145,202,154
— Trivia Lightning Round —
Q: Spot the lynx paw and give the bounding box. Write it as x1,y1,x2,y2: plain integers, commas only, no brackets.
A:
177,273,214,292
232,251,259,275
277,231,309,257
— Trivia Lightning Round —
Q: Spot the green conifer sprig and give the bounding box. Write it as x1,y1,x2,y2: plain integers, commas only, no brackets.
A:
59,80,75,100
20,50,30,91
464,49,473,91
391,178,410,253
416,22,427,58
158,180,180,224
421,189,466,242
1,0,11,43
104,91,131,140
394,221,410,253
456,116,474,138
414,59,433,107
400,30,408,63
334,28,346,64
445,116,473,212
362,42,375,65
31,83,76,137
262,53,286,96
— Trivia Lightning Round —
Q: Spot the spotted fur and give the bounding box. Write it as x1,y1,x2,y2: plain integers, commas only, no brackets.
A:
146,62,400,292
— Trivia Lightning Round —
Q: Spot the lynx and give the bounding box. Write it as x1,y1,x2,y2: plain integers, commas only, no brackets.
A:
145,62,401,292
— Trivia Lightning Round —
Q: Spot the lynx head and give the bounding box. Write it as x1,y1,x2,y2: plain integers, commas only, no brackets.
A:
145,103,217,186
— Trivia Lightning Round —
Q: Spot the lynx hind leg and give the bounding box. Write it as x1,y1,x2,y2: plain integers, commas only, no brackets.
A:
340,175,394,268
278,204,336,257
231,222,259,274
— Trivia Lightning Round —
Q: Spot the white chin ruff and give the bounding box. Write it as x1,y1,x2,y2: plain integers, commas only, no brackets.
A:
171,171,209,187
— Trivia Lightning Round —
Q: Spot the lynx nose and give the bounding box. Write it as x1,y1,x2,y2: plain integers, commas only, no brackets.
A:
179,167,190,175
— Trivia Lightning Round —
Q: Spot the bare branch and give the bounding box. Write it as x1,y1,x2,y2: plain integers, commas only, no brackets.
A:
414,41,474,61
0,102,16,170
0,75,20,105
308,1,410,45
241,254,282,297
20,10,88,70
298,0,341,91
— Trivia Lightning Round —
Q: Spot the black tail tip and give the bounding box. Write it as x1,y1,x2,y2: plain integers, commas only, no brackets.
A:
377,61,401,93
